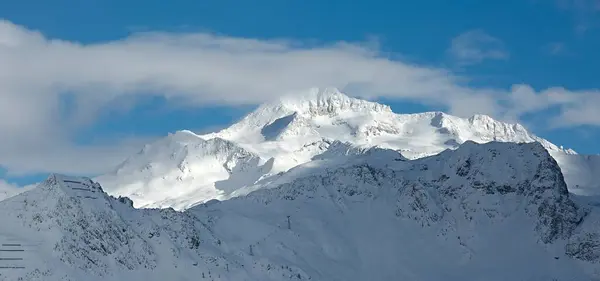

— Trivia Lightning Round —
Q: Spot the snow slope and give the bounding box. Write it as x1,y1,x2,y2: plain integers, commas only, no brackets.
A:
1,141,599,280
550,152,600,196
96,131,273,210
97,87,598,210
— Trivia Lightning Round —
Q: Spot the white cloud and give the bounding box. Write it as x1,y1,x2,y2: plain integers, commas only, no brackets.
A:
448,29,509,65
0,20,599,176
0,179,34,201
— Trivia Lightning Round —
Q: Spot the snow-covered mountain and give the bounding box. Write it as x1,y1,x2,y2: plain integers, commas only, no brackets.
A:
97,132,273,210
97,87,597,210
2,141,600,280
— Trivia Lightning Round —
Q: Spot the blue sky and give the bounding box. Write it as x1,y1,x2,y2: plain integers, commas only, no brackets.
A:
0,0,599,187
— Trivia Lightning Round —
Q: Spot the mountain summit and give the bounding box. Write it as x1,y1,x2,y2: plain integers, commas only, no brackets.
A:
97,88,599,210
211,87,392,142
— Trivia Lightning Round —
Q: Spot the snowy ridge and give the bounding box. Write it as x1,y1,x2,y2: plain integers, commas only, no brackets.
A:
1,141,599,280
97,131,273,210
277,87,393,116
243,141,582,243
213,87,392,141
211,89,568,155
97,87,598,210
0,174,232,281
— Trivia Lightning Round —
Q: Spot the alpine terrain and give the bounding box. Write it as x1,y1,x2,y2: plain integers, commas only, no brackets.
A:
2,141,600,280
96,88,599,210
1,88,599,280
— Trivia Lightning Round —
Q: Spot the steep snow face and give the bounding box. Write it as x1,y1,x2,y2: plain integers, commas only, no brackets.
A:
1,142,598,280
97,88,596,210
97,130,273,210
549,152,600,196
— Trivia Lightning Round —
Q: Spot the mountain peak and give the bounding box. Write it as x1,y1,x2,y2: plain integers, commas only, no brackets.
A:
98,87,595,211
215,87,393,141
43,174,104,196
276,87,392,116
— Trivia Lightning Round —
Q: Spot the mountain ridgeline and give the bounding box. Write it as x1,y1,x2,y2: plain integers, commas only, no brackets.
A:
1,88,600,280
1,141,600,280
98,87,598,210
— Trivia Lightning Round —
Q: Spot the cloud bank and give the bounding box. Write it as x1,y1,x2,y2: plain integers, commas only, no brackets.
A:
0,19,599,177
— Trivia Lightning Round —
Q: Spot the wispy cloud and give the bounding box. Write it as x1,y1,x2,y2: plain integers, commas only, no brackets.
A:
0,20,598,176
448,29,509,65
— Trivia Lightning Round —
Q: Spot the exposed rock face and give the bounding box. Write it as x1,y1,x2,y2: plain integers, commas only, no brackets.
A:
566,233,600,262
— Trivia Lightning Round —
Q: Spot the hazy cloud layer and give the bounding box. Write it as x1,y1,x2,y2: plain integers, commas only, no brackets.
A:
0,20,599,177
